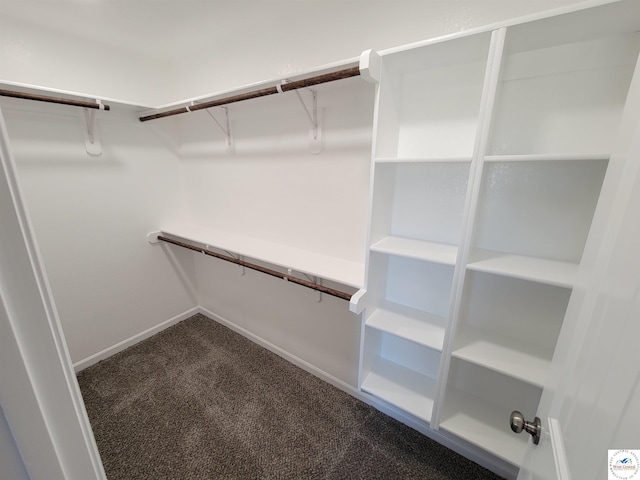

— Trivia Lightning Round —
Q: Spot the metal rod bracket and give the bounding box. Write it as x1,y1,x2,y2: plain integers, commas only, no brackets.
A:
205,106,234,152
83,104,102,156
293,88,322,154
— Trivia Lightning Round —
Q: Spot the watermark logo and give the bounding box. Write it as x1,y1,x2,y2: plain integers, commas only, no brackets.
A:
609,450,640,479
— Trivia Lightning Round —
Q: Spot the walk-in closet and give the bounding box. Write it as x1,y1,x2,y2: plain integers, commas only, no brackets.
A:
2,1,640,479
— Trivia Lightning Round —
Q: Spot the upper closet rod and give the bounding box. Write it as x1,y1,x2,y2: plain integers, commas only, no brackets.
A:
139,66,361,122
0,88,111,110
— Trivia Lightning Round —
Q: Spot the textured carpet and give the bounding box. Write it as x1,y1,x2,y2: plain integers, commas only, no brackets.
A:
77,314,503,480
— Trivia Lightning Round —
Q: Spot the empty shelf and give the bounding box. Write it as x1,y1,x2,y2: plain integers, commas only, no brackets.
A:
366,301,446,351
371,236,458,265
452,328,553,388
361,357,436,423
467,249,577,288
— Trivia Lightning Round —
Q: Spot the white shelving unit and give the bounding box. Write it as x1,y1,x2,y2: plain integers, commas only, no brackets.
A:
357,0,640,473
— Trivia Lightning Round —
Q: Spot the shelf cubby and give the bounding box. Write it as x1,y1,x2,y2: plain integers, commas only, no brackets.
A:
370,162,471,248
361,328,440,423
440,359,542,466
452,271,569,387
375,32,492,160
489,30,640,156
472,160,608,265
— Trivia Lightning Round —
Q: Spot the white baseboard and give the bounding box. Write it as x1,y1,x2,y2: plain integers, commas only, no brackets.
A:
196,306,358,396
72,307,200,372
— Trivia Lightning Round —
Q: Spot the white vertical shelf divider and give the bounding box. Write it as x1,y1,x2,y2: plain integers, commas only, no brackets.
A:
430,27,507,429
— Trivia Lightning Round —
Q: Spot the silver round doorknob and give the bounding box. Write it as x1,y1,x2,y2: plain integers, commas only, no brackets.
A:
510,410,541,444
510,410,525,433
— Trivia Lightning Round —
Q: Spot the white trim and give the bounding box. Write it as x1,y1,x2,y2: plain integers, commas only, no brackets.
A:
73,307,199,372
549,418,571,480
0,105,106,479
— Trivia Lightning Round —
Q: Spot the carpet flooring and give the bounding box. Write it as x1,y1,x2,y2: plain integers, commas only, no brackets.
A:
77,314,504,480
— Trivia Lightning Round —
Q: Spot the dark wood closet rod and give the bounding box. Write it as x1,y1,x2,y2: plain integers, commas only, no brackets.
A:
157,235,353,301
139,66,361,122
0,88,111,110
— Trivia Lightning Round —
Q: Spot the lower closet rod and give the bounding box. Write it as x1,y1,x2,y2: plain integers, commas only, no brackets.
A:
157,235,352,301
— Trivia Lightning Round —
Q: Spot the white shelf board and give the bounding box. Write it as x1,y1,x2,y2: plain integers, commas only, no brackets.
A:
160,224,364,288
366,301,446,351
370,236,458,265
484,153,609,162
467,249,577,288
439,388,529,466
361,357,435,423
375,156,472,164
452,328,553,388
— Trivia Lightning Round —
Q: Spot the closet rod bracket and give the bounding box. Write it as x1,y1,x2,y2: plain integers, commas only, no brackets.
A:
147,231,161,244
205,106,234,152
303,273,323,302
83,102,102,156
287,85,322,154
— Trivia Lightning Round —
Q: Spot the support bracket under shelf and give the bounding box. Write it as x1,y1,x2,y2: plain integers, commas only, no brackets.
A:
83,102,104,156
204,106,234,153
288,85,322,154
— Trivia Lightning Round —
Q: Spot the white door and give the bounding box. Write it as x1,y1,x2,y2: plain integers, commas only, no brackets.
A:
516,64,640,480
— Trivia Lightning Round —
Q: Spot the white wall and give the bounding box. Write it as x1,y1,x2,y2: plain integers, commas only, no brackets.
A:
0,98,197,365
0,16,168,106
177,77,373,263
196,256,361,386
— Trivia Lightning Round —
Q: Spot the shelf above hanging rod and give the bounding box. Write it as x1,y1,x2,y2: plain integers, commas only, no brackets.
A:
0,88,111,111
156,235,353,301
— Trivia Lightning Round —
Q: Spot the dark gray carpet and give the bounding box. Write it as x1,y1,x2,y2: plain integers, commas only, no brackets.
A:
77,314,502,480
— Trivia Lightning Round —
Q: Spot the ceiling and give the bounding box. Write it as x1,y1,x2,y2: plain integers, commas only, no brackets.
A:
0,0,590,62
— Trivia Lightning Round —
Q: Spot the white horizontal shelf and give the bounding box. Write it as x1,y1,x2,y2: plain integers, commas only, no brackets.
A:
375,156,472,164
160,224,365,288
484,153,609,162
439,388,529,466
361,357,436,423
366,301,446,351
370,236,458,265
452,328,553,388
467,249,577,288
